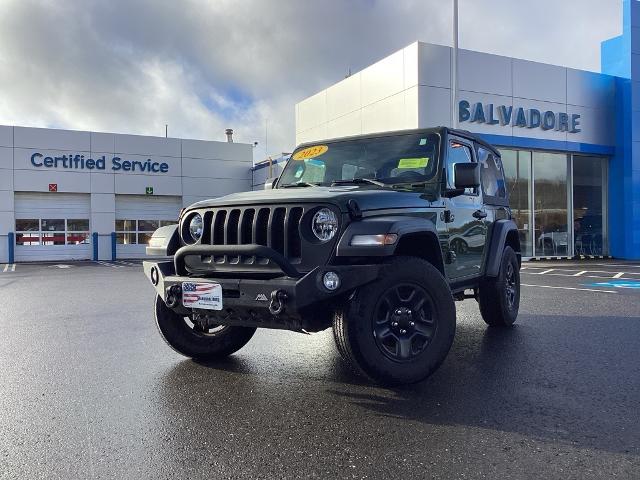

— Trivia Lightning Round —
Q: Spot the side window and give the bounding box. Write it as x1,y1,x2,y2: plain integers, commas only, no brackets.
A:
477,146,507,200
447,140,476,195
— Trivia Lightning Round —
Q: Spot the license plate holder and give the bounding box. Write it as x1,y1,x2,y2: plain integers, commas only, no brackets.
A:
181,282,223,310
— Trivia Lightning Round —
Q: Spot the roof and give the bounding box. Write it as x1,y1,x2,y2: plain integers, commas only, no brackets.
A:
295,126,501,156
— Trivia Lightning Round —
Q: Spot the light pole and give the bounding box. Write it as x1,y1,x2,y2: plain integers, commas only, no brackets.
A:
452,0,459,129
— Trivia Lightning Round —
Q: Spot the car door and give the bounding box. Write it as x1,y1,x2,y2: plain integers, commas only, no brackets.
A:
443,136,488,279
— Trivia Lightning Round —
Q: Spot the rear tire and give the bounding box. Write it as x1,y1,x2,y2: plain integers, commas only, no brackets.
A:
154,295,256,360
332,256,456,385
478,246,520,327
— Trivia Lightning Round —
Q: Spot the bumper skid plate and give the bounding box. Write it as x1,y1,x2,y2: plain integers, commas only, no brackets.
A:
143,244,381,331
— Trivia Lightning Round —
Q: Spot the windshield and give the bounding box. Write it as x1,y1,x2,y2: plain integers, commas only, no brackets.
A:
278,132,440,189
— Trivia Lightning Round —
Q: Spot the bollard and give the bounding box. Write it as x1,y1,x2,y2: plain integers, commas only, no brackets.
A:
92,232,98,261
111,232,116,261
8,232,14,264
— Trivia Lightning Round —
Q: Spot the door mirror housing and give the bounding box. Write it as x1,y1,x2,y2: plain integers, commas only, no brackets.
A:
453,162,480,190
264,177,278,190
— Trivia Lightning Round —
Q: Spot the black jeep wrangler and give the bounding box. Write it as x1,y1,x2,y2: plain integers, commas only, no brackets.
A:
143,127,521,385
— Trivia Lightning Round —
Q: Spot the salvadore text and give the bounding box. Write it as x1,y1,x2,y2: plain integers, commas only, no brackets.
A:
30,153,169,173
459,100,581,133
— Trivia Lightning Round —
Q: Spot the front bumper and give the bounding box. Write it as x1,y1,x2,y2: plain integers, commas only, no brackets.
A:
143,257,381,331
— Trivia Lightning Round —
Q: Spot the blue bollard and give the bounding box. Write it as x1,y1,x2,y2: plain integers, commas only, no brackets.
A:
111,232,116,261
92,232,98,261
8,232,14,264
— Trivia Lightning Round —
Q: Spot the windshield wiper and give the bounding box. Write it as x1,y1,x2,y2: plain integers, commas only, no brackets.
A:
331,178,387,187
280,181,320,188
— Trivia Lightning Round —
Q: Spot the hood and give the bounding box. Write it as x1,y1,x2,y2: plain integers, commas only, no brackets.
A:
187,186,433,212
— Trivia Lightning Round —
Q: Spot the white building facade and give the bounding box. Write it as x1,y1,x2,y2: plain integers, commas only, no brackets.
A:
295,39,634,259
0,126,253,263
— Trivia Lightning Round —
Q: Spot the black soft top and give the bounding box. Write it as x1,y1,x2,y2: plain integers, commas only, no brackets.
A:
295,126,501,157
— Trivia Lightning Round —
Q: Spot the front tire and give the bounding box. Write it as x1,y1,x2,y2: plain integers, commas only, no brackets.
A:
332,256,456,385
154,295,256,360
478,246,520,327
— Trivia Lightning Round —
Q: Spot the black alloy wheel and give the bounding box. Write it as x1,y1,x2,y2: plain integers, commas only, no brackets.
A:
373,283,436,362
504,262,517,309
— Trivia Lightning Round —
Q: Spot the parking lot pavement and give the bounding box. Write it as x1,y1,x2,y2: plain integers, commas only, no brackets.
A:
0,260,639,479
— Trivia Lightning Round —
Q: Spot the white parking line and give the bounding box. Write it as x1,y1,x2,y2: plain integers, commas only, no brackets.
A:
96,261,125,269
613,272,625,279
2,264,16,273
572,270,587,276
521,283,618,294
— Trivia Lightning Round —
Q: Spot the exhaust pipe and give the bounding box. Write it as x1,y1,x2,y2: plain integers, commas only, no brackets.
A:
225,128,234,143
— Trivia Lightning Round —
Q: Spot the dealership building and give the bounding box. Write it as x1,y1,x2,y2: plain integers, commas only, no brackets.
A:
296,1,640,260
0,126,253,263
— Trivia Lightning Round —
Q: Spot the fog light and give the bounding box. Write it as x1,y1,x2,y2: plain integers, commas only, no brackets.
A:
323,271,340,291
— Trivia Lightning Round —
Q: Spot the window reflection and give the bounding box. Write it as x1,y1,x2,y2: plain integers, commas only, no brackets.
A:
533,152,568,256
573,156,606,255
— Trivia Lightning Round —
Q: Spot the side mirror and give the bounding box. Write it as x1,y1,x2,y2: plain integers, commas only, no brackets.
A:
454,162,480,190
264,177,278,190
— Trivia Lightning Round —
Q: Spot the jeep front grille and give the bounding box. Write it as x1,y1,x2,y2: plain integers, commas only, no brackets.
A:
204,206,305,264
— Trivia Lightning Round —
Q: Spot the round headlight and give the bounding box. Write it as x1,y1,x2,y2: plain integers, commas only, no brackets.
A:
188,213,203,242
312,208,338,242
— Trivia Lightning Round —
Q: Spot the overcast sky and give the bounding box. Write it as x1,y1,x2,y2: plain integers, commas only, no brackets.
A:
0,0,622,161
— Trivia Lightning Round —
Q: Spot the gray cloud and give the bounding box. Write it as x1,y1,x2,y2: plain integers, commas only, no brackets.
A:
0,0,621,161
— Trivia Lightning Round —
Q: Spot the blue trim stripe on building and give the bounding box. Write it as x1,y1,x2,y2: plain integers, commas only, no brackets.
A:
478,133,615,156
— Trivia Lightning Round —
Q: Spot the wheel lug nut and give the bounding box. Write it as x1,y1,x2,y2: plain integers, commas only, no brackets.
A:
410,321,415,327
400,329,407,334
395,309,402,315
392,321,398,327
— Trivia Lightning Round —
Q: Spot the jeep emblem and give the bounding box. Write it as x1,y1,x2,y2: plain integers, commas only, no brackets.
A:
255,294,268,302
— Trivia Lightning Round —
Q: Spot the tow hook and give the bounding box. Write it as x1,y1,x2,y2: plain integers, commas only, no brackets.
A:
165,284,182,308
269,290,288,316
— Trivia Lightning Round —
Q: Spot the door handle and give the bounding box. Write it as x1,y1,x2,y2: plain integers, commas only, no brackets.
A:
473,209,487,220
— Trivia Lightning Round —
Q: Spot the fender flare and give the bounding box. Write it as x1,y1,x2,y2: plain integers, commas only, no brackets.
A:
484,219,520,277
145,224,181,257
335,215,440,258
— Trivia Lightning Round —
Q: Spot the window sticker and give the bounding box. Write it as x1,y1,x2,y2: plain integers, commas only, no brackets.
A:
292,145,328,160
397,157,429,169
419,138,427,146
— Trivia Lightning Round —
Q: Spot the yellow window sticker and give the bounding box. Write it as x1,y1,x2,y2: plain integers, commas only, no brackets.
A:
397,157,429,169
292,145,328,160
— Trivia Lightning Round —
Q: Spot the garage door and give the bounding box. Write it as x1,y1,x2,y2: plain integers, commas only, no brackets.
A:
115,195,181,259
14,192,91,262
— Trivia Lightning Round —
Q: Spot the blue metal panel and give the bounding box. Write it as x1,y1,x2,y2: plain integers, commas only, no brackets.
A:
92,232,99,261
111,232,116,261
8,232,14,264
600,0,640,259
477,133,615,156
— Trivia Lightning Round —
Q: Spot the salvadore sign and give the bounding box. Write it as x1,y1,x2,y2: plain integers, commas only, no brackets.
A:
459,100,581,133
30,152,170,173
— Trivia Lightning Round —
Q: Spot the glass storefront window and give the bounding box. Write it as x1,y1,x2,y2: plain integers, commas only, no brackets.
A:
573,156,607,256
16,219,39,231
41,219,65,231
533,152,569,256
138,220,159,231
115,220,136,232
116,233,137,245
42,233,66,246
116,219,172,245
16,233,40,246
15,218,90,247
67,219,89,231
501,149,533,257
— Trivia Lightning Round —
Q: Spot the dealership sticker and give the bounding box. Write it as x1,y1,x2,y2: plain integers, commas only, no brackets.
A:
397,157,429,169
182,282,223,310
292,145,328,160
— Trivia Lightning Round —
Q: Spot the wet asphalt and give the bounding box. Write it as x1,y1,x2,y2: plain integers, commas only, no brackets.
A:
0,260,639,479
